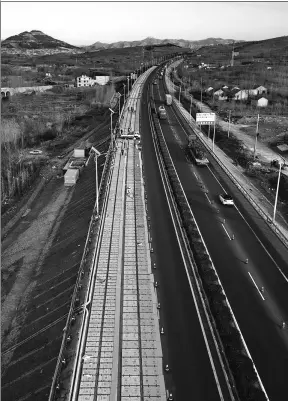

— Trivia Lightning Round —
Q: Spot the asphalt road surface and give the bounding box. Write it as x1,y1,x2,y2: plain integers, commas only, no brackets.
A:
140,77,232,400
153,78,288,401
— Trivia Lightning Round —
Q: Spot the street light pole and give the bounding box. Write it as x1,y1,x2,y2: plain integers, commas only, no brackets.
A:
228,110,231,138
200,77,203,103
212,121,216,152
123,84,126,104
189,96,192,122
109,108,115,144
254,113,260,160
117,93,121,115
179,84,181,102
272,157,285,223
90,146,101,216
127,76,130,94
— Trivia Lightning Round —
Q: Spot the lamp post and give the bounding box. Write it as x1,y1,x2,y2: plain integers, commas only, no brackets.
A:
189,96,192,122
272,156,285,223
127,76,130,94
109,108,115,144
123,84,126,104
179,84,181,102
212,120,216,152
227,110,231,138
200,77,203,103
117,92,122,115
254,113,260,160
90,146,101,216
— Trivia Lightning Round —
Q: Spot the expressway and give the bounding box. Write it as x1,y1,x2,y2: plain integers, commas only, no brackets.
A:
140,76,234,400
151,76,288,400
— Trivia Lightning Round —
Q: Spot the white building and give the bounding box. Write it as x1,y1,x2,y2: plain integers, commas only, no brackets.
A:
94,76,110,86
75,74,95,87
214,89,224,96
214,89,228,101
234,90,250,100
255,85,267,95
206,86,214,93
257,97,268,107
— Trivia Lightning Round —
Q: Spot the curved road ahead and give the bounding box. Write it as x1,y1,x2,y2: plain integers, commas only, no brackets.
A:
152,77,288,400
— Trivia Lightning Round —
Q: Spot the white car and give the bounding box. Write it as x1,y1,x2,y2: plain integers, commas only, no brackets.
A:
219,193,234,206
29,149,43,155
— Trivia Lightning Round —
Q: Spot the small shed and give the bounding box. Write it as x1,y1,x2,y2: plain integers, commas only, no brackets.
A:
206,86,214,93
214,89,224,96
277,144,288,154
257,97,268,107
74,142,86,158
255,85,267,95
64,169,79,186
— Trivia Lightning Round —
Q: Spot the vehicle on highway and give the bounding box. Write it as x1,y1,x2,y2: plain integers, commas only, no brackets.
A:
120,133,135,139
187,138,209,166
219,193,234,206
158,105,167,120
153,80,157,85
166,94,172,106
29,149,43,155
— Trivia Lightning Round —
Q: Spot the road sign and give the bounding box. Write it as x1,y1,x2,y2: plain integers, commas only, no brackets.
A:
197,121,214,126
196,113,215,125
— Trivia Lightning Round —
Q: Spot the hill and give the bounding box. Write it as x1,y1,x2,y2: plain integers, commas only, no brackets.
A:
85,36,242,51
234,35,288,63
191,35,288,66
1,30,83,56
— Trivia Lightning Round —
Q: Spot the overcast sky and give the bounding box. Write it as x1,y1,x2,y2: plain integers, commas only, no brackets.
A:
2,1,288,45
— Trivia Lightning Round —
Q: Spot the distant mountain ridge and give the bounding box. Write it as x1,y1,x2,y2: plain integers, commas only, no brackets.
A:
85,36,243,51
1,30,244,56
2,30,80,50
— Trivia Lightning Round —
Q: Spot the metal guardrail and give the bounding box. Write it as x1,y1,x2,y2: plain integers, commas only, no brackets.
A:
164,67,288,249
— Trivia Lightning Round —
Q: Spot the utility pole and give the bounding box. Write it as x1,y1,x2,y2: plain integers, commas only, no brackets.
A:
90,147,101,216
228,110,231,138
212,121,216,152
109,108,115,144
200,77,203,103
273,157,285,223
254,113,260,159
231,41,235,67
179,84,181,102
